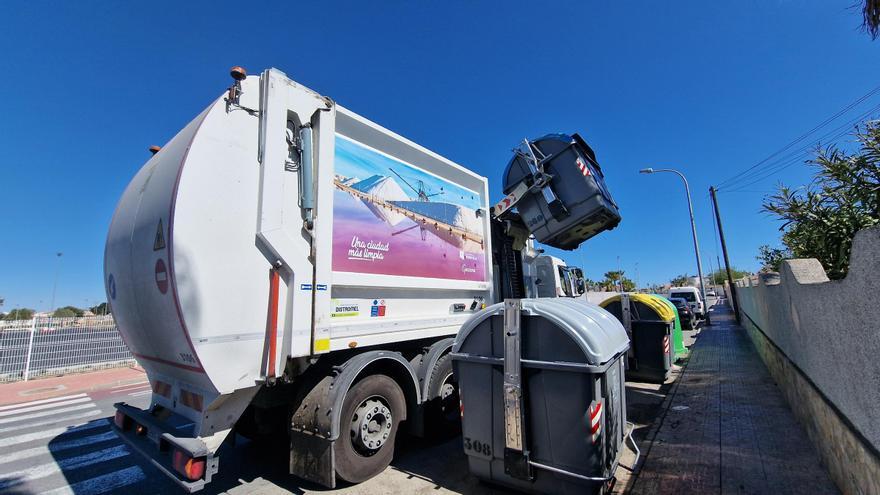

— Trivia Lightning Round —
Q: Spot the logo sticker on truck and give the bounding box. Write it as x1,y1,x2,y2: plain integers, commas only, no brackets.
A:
332,302,360,318
370,299,386,317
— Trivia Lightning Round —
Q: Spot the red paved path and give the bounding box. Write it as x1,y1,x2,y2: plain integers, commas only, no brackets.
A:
0,366,146,406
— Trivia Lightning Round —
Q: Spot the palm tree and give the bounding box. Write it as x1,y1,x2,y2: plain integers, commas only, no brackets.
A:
865,0,880,39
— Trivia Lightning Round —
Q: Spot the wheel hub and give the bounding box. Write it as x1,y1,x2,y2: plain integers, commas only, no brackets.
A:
350,397,392,455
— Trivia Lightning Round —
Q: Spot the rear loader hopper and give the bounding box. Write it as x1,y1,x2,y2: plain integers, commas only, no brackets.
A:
106,66,627,492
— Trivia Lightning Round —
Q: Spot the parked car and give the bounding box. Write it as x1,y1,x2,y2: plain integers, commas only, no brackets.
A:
669,297,696,330
706,289,717,297
668,286,705,319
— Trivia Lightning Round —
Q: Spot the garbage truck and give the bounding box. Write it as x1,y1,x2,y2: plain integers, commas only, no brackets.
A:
106,66,624,492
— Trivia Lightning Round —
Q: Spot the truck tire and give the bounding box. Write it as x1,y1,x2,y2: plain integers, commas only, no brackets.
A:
424,353,461,438
336,374,406,483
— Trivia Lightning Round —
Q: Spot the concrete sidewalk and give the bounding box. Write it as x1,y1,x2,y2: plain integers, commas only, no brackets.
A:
629,302,839,494
0,365,146,406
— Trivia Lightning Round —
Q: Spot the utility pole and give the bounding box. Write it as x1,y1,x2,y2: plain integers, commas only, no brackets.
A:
709,186,740,324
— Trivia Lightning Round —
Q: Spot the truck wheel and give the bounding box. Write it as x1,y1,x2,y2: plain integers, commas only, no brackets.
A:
425,353,461,437
336,374,405,483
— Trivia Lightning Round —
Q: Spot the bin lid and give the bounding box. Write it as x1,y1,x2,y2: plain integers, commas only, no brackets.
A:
453,298,629,366
599,293,676,322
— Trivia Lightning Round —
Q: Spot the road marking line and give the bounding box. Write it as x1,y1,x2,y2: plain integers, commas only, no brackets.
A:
0,409,101,435
0,397,91,417
0,418,109,448
0,444,130,490
128,390,152,397
0,430,118,464
111,381,148,389
0,403,95,426
42,466,146,495
0,393,88,412
110,384,151,394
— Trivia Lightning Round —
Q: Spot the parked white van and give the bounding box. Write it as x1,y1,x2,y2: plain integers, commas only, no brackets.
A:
668,286,705,319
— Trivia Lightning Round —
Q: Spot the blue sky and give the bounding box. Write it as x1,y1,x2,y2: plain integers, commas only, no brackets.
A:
1,1,878,310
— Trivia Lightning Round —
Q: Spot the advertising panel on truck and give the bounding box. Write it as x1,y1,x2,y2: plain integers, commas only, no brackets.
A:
332,135,486,282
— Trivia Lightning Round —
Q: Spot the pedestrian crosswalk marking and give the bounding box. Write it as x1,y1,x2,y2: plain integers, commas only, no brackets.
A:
42,466,147,495
0,393,160,494
0,396,91,417
0,419,108,448
0,430,117,465
110,383,151,394
0,393,88,412
0,409,100,435
0,403,95,426
111,381,148,389
0,444,130,490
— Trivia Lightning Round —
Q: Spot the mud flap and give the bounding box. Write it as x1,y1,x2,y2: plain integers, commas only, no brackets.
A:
289,430,336,488
290,373,337,488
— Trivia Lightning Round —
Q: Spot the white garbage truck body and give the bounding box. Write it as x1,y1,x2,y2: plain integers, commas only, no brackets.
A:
106,68,493,490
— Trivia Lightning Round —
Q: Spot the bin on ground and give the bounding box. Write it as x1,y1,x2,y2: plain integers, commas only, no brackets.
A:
599,294,675,383
452,298,630,494
652,294,687,359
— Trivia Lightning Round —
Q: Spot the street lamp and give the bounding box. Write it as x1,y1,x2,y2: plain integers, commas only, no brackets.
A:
49,252,63,313
639,167,711,325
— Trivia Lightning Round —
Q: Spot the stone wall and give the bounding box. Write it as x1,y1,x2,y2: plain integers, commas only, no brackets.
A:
735,225,880,494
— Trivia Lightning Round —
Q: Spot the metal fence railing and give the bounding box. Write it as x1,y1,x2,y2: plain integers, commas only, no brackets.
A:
0,315,134,383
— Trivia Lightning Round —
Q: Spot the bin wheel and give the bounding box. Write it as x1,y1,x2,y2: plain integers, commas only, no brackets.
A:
336,374,405,483
425,353,461,437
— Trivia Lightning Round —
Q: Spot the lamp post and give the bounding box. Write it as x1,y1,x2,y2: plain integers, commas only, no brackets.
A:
635,262,640,292
639,168,711,325
49,252,63,313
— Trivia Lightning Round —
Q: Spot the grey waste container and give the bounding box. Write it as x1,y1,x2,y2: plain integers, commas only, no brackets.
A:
502,133,621,250
599,294,674,383
452,298,631,494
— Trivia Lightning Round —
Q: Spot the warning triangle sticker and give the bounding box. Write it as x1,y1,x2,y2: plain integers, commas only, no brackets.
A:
153,219,166,251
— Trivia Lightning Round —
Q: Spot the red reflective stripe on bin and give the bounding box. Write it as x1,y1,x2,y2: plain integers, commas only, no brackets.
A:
589,400,603,444
663,335,670,354
576,158,591,177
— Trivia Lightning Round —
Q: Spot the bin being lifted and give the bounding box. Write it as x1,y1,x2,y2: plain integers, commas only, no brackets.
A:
496,134,621,250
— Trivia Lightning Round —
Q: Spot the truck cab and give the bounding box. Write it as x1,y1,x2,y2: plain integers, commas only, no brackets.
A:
533,255,586,298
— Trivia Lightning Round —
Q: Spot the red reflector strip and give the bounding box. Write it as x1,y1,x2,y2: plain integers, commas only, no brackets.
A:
179,389,203,412
265,269,280,379
152,380,172,398
663,335,670,354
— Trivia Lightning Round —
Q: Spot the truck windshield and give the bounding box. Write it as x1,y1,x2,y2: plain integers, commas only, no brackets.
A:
671,292,696,302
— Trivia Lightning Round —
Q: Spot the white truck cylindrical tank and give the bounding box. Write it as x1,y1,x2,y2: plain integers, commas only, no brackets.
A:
105,70,493,409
